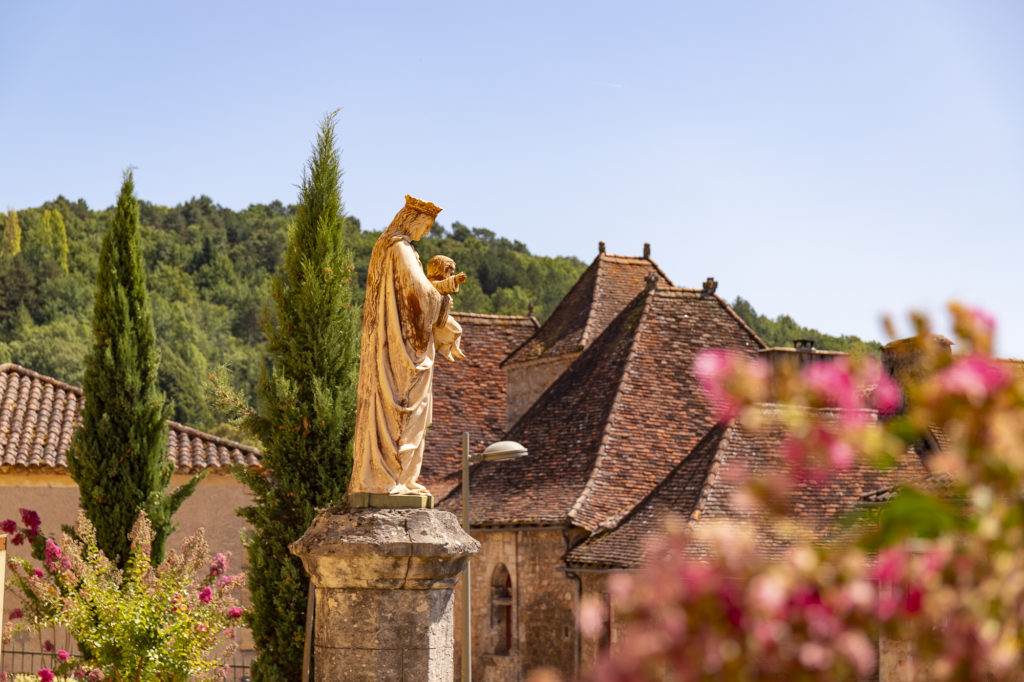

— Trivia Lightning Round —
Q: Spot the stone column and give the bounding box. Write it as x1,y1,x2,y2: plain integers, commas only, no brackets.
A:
291,507,479,682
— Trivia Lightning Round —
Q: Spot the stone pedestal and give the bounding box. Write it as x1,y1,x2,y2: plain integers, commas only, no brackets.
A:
290,507,479,682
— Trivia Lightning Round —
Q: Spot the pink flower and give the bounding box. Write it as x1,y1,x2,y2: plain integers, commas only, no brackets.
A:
44,538,62,569
209,552,231,577
694,349,767,418
217,574,240,589
873,548,906,583
827,439,855,470
38,669,55,682
34,569,44,578
58,650,70,662
199,587,212,603
197,622,208,632
88,669,106,681
12,533,24,546
798,642,833,670
43,640,54,652
0,519,16,534
8,608,23,620
836,630,877,677
228,606,243,619
938,356,1010,403
869,369,901,414
804,360,860,410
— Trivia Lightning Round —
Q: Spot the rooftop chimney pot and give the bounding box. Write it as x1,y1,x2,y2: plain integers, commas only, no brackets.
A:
598,241,606,254
794,339,816,350
701,277,718,296
643,243,651,259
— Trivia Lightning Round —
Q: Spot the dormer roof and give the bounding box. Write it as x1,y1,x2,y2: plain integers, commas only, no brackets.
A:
503,251,672,366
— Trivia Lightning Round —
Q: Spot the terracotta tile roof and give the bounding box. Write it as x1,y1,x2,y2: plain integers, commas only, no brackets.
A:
859,472,954,505
423,313,539,499
503,252,673,367
441,285,765,530
566,409,930,569
0,363,260,474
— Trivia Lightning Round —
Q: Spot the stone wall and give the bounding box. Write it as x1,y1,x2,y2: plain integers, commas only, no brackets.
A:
504,354,579,427
454,528,581,681
0,471,255,648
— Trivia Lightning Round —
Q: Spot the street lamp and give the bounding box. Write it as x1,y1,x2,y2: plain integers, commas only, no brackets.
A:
462,432,528,682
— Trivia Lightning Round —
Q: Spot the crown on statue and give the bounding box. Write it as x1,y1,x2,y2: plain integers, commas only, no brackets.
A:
404,195,443,218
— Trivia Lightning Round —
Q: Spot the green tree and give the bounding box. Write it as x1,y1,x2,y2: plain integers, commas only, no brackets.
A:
69,171,203,568
732,296,882,354
4,206,22,258
41,208,70,274
234,113,360,681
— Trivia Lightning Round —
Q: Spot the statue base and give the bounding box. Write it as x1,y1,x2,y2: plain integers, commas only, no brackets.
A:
348,492,434,509
291,507,478,682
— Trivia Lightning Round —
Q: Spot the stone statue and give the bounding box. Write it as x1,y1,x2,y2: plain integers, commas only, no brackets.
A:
348,196,466,501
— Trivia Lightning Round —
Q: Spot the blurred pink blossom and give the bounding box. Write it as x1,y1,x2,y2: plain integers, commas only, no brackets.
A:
938,355,1010,403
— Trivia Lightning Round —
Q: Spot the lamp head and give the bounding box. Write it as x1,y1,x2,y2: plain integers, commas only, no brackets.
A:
479,440,528,462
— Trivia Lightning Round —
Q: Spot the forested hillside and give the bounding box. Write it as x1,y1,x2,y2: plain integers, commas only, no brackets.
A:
0,196,880,438
0,196,585,435
731,297,882,354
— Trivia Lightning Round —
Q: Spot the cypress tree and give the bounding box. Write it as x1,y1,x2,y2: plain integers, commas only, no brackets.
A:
4,207,21,258
69,171,202,567
41,208,70,274
236,112,359,681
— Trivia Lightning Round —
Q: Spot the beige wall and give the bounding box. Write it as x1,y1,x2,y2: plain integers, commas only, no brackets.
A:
454,528,582,682
0,471,254,648
504,354,579,427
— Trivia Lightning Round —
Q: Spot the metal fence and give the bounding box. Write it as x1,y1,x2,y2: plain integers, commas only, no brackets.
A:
0,643,254,681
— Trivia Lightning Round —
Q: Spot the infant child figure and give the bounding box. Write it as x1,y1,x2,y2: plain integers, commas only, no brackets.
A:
426,254,467,361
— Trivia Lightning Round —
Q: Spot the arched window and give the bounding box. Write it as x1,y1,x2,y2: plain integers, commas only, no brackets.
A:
490,563,513,655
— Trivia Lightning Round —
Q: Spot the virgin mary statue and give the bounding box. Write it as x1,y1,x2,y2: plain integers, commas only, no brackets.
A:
348,196,462,498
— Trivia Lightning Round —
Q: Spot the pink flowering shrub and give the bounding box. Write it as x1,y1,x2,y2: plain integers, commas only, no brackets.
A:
3,512,245,682
579,305,1024,681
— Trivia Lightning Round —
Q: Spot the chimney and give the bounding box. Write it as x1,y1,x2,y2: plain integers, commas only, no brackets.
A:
882,335,954,403
643,243,651,259
758,340,846,401
645,271,659,291
598,241,606,254
701,277,718,296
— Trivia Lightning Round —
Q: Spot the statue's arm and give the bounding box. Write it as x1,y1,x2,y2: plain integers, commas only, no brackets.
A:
393,242,446,331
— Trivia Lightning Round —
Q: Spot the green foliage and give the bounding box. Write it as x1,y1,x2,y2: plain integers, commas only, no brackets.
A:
3,511,245,682
40,208,70,274
4,206,21,258
68,171,202,568
732,296,882,354
0,194,581,436
231,113,360,682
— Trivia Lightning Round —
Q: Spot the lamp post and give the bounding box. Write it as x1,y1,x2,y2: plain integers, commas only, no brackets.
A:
462,432,528,682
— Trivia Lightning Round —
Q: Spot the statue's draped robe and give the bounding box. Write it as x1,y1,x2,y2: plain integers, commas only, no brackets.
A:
349,233,447,495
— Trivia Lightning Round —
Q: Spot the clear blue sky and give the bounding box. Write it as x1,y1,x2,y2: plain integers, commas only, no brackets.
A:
3,1,1022,355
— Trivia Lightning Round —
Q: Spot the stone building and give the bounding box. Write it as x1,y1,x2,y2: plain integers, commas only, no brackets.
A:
424,312,539,499
0,362,261,651
437,246,931,681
